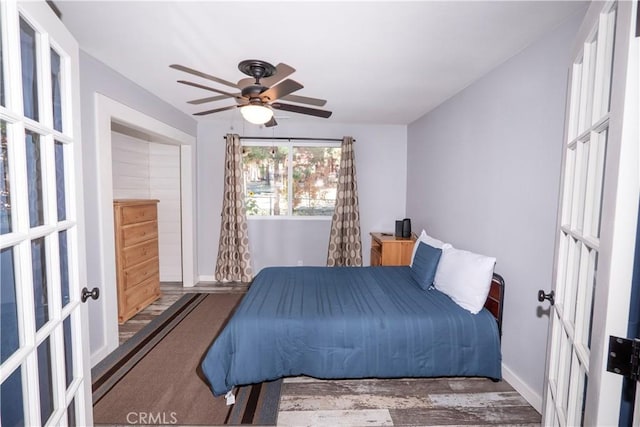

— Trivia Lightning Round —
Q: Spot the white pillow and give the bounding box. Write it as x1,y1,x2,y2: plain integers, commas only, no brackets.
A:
433,246,496,314
411,230,450,266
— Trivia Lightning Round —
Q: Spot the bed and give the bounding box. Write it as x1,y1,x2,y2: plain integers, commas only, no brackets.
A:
201,265,504,396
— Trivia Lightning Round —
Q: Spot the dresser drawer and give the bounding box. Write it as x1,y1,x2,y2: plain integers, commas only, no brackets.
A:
118,203,157,226
119,275,160,324
121,221,158,247
121,240,158,269
122,257,159,291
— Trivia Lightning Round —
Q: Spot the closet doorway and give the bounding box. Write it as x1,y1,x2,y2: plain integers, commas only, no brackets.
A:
92,94,195,364
111,123,183,283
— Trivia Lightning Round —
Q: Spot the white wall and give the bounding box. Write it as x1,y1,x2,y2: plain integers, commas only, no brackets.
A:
111,132,150,199
149,143,183,282
79,51,196,362
405,11,585,409
197,120,407,279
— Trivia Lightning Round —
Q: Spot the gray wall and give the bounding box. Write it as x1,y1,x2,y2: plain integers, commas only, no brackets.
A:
79,51,197,357
197,120,407,277
406,12,583,403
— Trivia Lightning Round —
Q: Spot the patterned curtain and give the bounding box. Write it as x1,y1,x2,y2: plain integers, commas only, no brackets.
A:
215,134,253,282
327,136,363,266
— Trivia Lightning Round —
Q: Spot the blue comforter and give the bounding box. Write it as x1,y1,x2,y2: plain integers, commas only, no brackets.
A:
201,266,501,396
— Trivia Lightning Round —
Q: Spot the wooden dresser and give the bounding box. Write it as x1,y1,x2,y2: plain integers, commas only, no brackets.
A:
370,232,417,266
113,199,161,324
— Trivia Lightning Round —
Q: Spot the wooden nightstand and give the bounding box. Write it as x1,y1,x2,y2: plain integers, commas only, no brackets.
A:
370,232,417,266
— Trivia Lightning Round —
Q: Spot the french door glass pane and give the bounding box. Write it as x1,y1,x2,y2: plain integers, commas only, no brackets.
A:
19,17,39,121
59,230,70,307
580,248,597,349
559,331,571,409
37,337,54,425
593,7,616,119
55,141,66,221
0,366,24,427
1,120,10,234
0,11,5,107
587,252,598,348
63,315,73,387
581,376,588,425
25,130,44,227
0,246,19,363
67,397,76,427
51,49,62,132
567,238,582,323
578,39,597,135
594,130,608,238
561,147,576,227
31,237,49,330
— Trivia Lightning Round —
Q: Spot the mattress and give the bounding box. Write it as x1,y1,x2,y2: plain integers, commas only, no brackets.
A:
201,266,502,396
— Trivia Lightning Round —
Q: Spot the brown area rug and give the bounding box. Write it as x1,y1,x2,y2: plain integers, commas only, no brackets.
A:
91,293,281,426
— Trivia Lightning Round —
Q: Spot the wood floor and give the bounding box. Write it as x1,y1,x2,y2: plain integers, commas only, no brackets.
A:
118,283,541,426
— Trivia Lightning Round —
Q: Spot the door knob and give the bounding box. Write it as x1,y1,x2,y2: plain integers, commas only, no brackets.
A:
81,287,100,303
538,289,555,306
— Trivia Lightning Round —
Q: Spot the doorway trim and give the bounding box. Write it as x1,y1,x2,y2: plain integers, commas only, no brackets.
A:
94,93,196,363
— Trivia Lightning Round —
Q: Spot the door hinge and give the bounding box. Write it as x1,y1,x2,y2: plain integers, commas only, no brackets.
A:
607,336,640,380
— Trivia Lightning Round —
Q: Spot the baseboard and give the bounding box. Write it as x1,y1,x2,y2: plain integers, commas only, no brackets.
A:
197,274,216,283
90,344,113,368
502,362,542,413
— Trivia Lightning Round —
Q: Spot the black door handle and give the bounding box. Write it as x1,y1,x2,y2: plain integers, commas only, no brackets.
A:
81,287,100,303
538,289,555,306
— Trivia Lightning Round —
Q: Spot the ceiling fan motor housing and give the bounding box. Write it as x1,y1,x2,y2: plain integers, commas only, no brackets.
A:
241,84,268,101
238,59,276,83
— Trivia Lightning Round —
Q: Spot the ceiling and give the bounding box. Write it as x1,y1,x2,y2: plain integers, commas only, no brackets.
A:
55,1,586,126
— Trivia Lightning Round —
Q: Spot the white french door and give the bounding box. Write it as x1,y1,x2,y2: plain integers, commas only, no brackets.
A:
542,0,639,425
0,1,92,426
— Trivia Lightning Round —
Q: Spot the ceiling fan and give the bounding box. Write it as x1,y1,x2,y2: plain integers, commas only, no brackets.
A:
170,60,332,127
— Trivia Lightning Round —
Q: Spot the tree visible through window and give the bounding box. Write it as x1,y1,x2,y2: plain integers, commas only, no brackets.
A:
242,142,341,217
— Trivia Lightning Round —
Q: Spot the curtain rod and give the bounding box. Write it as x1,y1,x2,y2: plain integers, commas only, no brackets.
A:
224,136,354,142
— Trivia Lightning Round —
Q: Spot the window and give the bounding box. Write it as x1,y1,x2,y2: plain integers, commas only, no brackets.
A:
242,141,341,217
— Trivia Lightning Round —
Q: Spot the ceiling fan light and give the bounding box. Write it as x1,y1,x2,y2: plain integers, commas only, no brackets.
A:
240,105,274,124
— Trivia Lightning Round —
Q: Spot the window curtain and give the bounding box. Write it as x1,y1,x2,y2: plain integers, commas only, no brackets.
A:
215,134,253,282
327,136,362,266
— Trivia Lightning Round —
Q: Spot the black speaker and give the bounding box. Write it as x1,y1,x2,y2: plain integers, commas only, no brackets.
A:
402,218,412,238
395,220,403,237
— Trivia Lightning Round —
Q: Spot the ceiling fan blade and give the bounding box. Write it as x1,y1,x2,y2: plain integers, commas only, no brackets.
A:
177,80,242,99
271,102,332,118
170,64,238,89
261,63,296,87
193,104,239,116
264,117,278,128
187,94,234,105
236,77,255,88
281,94,327,107
260,79,303,102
